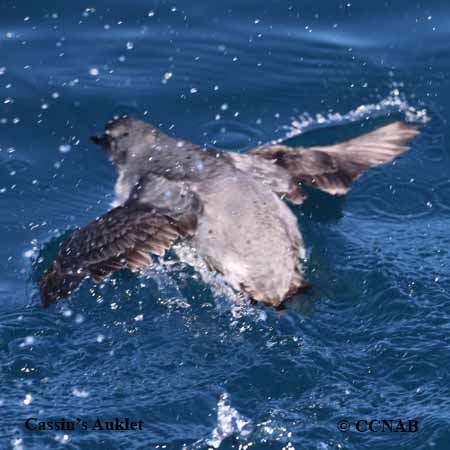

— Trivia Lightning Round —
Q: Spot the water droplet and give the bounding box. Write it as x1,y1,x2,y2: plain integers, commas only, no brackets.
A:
58,144,71,153
72,388,90,398
23,393,33,406
62,309,72,318
162,72,173,84
23,250,34,258
75,314,84,324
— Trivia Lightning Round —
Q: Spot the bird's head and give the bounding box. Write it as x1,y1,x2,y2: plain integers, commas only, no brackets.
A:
91,117,160,167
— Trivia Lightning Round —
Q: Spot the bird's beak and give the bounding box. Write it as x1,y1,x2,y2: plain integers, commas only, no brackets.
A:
90,134,109,147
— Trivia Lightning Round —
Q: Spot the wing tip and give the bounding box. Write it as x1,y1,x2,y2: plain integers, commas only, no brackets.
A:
376,121,421,146
39,264,81,308
373,121,421,161
40,266,60,308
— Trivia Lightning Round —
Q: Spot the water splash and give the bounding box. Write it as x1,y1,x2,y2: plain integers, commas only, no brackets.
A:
277,87,430,143
206,392,253,448
10,437,24,450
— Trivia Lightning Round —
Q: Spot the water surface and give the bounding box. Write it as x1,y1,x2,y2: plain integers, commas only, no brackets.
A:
1,1,449,449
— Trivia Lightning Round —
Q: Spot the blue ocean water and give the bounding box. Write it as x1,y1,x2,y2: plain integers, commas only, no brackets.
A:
1,0,449,449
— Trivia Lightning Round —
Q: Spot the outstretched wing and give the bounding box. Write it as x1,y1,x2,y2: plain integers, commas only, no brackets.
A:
40,197,200,307
249,122,420,195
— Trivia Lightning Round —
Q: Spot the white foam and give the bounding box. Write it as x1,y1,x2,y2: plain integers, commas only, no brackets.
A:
207,392,253,448
72,388,90,398
22,393,32,406
11,438,24,450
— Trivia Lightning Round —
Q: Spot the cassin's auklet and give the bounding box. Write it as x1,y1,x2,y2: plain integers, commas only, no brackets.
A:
40,118,419,308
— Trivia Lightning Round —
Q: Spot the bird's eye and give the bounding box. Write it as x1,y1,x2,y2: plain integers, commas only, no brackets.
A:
122,132,129,138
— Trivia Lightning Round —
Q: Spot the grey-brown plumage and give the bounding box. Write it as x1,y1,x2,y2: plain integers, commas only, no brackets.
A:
40,118,419,308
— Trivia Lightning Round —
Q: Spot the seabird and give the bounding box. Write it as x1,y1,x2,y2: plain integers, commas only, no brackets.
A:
40,118,419,308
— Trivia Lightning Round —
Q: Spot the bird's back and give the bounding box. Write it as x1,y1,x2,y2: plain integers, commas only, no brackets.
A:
191,172,306,307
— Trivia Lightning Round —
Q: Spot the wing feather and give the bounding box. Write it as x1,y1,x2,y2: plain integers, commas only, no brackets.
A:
40,200,200,307
249,122,420,195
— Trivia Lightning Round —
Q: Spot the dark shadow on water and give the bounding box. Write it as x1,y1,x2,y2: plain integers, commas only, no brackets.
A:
283,294,317,316
299,187,346,223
